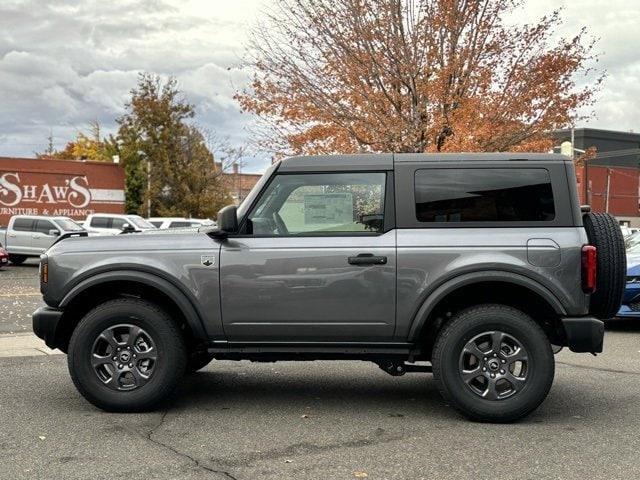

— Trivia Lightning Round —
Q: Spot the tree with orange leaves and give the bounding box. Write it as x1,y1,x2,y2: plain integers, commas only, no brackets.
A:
237,0,602,157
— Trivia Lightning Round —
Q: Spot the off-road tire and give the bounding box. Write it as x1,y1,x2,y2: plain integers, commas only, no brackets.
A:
8,254,26,265
432,304,554,423
583,212,626,319
68,298,187,412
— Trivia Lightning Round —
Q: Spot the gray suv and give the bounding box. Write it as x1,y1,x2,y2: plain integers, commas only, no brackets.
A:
32,153,625,422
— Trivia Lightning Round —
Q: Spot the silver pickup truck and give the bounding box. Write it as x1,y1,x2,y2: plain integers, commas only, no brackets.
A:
0,215,88,264
32,153,625,422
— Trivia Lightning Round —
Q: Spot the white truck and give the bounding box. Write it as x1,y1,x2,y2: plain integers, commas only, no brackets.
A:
0,215,88,264
83,213,157,236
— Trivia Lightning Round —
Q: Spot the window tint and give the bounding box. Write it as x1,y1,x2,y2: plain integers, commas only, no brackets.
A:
248,172,386,235
35,219,55,234
415,168,555,223
13,218,35,231
90,217,110,228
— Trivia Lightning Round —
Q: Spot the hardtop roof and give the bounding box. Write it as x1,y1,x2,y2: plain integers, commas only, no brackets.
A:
278,152,567,172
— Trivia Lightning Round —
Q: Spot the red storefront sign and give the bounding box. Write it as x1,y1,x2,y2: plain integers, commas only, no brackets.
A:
0,157,125,226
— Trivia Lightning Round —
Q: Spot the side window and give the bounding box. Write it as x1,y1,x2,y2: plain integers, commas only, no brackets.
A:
35,220,55,234
90,217,110,228
13,218,35,232
149,221,163,228
414,168,555,223
247,172,386,236
111,218,126,229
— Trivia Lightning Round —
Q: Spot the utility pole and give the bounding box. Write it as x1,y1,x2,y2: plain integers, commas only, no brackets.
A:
147,158,151,218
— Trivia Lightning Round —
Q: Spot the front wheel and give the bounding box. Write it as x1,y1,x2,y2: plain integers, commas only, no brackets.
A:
68,298,187,412
8,254,26,265
432,304,554,423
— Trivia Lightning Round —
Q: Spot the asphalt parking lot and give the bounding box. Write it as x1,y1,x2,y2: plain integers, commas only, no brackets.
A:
1,261,640,480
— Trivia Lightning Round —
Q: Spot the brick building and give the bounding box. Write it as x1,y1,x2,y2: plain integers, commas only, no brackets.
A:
0,157,125,227
553,128,640,226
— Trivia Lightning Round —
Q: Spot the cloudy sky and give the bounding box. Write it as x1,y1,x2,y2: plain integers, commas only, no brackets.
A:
0,0,638,173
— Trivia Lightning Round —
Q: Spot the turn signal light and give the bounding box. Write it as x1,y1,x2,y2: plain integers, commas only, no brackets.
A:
40,259,48,284
581,245,597,293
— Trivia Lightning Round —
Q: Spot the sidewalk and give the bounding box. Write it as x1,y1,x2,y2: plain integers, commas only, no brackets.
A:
0,332,62,357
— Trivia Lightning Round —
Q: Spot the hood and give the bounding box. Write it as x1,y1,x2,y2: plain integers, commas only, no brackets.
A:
46,229,213,255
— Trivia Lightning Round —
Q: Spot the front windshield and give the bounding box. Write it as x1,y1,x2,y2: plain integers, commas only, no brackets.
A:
236,163,278,221
54,218,85,231
127,216,156,229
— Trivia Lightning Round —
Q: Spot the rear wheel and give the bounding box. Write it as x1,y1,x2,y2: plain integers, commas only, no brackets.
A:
8,254,26,265
432,304,554,423
68,298,187,412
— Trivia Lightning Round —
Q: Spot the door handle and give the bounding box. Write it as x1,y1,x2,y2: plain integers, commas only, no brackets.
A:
348,253,387,265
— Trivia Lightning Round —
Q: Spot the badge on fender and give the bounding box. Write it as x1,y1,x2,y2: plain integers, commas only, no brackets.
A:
201,255,215,267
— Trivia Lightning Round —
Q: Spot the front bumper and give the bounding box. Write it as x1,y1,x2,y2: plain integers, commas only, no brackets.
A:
561,316,604,353
32,306,63,349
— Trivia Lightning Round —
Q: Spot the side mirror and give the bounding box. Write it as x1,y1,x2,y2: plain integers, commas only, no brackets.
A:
121,223,136,233
48,229,60,237
217,205,238,233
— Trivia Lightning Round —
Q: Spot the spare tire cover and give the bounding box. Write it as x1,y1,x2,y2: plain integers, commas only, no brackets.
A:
583,212,626,319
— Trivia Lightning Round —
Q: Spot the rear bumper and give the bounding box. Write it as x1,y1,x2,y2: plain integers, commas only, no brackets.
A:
32,306,63,349
561,316,604,353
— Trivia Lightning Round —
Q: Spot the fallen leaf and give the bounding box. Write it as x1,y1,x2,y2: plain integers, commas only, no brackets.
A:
284,459,292,463
354,471,368,478
38,436,46,440
301,414,309,418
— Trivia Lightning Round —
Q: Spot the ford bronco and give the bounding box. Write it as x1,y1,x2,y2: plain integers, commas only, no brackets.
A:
32,153,626,422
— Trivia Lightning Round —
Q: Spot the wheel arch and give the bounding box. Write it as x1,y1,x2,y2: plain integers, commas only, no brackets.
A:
408,271,567,349
55,270,208,352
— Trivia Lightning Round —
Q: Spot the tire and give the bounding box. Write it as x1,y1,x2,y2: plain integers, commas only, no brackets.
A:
583,212,626,319
68,298,187,412
186,352,215,373
8,254,26,265
432,304,554,423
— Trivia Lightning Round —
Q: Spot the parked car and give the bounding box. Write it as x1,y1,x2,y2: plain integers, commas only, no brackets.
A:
83,214,157,236
0,215,88,264
0,246,8,268
147,217,215,229
33,153,626,422
616,243,640,318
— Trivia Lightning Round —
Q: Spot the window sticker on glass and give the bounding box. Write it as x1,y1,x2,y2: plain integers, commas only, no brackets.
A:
304,193,353,225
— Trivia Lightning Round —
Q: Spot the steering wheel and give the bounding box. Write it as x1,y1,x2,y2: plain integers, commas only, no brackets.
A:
273,212,289,235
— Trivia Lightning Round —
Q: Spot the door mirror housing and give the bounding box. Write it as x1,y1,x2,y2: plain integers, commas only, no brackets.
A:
48,229,60,237
217,205,239,234
121,223,136,233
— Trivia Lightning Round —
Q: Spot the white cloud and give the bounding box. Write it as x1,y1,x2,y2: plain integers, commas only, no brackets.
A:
0,0,638,172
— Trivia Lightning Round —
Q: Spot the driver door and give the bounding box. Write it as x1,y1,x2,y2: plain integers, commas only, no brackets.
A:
219,171,396,342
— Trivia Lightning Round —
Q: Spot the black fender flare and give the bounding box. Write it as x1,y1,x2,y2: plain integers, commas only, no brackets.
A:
406,270,567,342
59,269,208,341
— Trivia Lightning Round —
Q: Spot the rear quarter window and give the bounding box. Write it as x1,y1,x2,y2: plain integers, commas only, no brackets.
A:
414,168,555,223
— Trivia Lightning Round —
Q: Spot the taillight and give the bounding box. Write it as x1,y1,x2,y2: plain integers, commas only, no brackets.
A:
581,245,597,293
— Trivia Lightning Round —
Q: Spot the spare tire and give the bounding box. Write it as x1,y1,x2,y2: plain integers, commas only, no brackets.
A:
583,212,626,319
